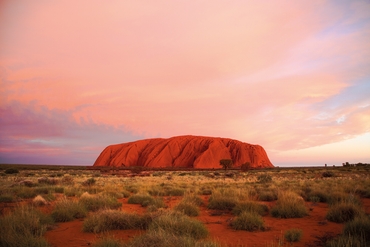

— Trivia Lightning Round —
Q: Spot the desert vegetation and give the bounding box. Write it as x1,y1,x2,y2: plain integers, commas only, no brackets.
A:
0,164,369,247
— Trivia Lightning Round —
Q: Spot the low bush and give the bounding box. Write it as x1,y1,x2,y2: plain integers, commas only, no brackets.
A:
51,198,87,222
232,201,269,216
0,206,53,247
271,191,308,218
326,202,364,223
5,168,19,174
322,171,334,178
149,211,208,240
230,211,265,231
284,228,303,243
83,209,150,233
38,177,59,185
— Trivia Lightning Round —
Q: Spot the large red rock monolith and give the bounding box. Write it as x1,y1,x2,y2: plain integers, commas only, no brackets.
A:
93,135,274,169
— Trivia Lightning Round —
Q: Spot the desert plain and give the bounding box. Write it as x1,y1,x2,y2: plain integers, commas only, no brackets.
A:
1,164,369,247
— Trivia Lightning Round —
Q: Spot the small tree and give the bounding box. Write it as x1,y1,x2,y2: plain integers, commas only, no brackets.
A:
220,159,233,171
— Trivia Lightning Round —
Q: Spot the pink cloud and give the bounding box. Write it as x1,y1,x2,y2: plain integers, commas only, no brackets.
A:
0,0,369,165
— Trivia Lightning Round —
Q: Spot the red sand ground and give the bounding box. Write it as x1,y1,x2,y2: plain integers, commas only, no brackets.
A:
42,197,370,247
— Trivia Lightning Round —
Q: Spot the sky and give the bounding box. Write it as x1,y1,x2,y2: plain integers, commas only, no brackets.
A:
0,0,369,167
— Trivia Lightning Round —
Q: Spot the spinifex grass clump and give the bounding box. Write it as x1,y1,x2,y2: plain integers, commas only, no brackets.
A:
32,195,47,206
230,211,265,231
284,228,303,243
92,236,122,247
271,191,308,218
79,192,122,211
82,209,151,233
174,201,200,216
127,193,166,208
0,194,15,203
258,190,278,201
343,216,370,242
0,206,53,247
125,230,220,247
326,201,364,223
232,201,269,216
207,189,238,211
51,198,87,222
149,211,208,240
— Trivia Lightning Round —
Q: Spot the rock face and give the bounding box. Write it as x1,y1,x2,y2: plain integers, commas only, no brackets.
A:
93,135,274,169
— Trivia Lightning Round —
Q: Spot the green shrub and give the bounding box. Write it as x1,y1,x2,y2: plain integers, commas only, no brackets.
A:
5,168,19,174
0,206,53,247
326,202,364,223
271,191,308,218
232,201,269,216
149,211,208,240
51,199,87,222
83,210,150,233
174,202,200,216
230,212,265,231
79,193,122,211
284,228,303,243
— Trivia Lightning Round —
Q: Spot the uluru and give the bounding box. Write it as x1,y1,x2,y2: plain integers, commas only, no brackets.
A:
93,135,274,169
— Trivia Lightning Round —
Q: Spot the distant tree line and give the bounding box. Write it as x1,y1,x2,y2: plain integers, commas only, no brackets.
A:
342,162,370,167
